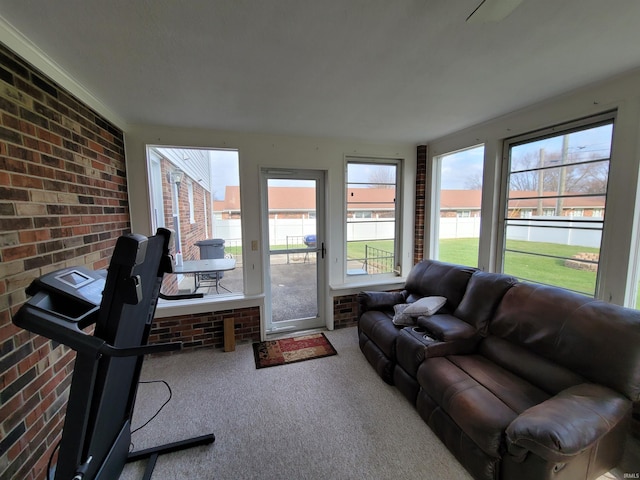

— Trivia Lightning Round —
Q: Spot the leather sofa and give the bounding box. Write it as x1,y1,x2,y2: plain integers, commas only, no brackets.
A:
357,259,640,480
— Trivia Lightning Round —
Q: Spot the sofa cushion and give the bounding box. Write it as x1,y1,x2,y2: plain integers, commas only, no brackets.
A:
358,310,402,359
454,271,517,334
417,355,549,458
492,282,640,401
480,336,584,395
404,260,475,313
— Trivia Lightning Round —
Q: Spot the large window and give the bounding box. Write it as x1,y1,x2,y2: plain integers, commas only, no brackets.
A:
147,146,243,297
434,145,485,266
501,114,614,295
346,158,401,276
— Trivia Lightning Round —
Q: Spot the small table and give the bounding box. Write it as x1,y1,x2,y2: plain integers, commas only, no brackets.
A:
174,258,236,293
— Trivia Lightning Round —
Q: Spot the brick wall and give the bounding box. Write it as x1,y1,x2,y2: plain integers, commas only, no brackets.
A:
0,44,129,480
149,307,261,350
159,155,211,262
333,294,359,329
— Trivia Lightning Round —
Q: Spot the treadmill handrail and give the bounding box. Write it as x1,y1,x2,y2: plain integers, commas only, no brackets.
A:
97,341,181,357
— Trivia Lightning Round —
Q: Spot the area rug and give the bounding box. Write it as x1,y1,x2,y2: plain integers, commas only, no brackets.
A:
252,333,337,369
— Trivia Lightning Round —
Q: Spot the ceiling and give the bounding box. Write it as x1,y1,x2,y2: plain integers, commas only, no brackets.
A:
1,0,640,144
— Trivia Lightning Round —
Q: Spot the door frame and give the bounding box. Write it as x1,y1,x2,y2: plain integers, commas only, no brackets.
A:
260,168,327,335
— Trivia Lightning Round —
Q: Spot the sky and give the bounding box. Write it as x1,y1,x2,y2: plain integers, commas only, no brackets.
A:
439,123,613,190
440,145,485,189
178,122,613,196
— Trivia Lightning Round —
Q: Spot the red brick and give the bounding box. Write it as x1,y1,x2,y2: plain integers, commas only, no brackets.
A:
2,243,37,261
11,173,43,189
19,229,51,244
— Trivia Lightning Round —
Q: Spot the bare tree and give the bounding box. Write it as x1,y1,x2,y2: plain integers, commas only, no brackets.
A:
464,173,483,190
367,165,395,188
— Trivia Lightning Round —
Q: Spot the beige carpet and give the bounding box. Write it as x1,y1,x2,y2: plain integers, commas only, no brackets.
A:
120,326,638,480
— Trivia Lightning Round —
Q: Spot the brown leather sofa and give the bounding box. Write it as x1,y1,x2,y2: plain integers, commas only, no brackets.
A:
357,259,640,480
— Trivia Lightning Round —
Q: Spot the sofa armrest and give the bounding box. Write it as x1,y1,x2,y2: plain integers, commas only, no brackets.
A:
357,290,406,314
417,313,478,341
422,338,479,357
505,383,631,463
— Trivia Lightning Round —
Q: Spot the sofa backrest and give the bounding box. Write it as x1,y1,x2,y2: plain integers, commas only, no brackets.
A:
454,270,517,334
404,260,476,314
490,282,640,401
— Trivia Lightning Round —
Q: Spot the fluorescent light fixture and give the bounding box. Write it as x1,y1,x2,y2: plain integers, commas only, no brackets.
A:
466,0,524,23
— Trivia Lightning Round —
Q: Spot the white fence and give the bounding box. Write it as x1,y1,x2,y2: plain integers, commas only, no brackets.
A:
440,216,601,248
439,217,482,240
506,217,602,248
211,216,601,249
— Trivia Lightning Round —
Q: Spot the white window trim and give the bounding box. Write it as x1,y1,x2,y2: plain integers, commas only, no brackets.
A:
344,156,403,281
497,111,616,297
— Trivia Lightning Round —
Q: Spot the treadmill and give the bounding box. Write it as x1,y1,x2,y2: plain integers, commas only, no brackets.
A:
14,228,214,480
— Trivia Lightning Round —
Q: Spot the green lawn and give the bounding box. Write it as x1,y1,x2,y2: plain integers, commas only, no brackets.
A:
229,237,640,308
438,238,480,267
440,238,598,294
347,239,394,260
440,238,640,308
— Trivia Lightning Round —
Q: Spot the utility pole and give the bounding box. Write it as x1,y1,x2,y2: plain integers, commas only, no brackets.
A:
537,148,545,216
556,135,569,215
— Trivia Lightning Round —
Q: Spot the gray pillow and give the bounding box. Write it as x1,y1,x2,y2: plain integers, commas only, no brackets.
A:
392,303,413,326
404,296,447,317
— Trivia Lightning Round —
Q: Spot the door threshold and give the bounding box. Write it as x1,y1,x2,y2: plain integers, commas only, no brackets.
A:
266,326,328,340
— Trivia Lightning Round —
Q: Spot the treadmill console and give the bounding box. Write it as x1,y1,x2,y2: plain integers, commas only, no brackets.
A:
19,266,106,331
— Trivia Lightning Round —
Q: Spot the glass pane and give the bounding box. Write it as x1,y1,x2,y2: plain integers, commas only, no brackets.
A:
346,161,397,275
268,179,318,322
506,194,607,219
503,249,597,295
509,161,609,199
503,117,613,296
437,145,484,266
347,162,396,186
150,147,244,298
510,123,613,172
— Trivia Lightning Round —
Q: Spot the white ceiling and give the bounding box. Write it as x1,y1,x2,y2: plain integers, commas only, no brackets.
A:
1,0,640,143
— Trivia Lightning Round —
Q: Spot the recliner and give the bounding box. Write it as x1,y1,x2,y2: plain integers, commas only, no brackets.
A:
357,260,640,480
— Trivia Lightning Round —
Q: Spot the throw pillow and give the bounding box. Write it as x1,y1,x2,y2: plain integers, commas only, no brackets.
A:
392,303,413,326
403,296,447,317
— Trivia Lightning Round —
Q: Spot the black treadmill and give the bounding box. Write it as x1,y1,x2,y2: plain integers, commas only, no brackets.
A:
14,228,214,480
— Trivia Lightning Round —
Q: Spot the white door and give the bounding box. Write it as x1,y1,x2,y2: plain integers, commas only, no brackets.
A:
261,169,326,334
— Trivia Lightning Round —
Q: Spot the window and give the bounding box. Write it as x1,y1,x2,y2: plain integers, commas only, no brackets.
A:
501,114,614,296
434,145,485,266
346,158,401,276
188,181,195,223
146,146,243,297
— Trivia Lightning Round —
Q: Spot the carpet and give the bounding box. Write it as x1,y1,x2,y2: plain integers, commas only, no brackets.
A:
252,332,337,369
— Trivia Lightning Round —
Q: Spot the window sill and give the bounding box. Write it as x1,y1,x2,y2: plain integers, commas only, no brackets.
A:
330,276,406,296
155,293,264,318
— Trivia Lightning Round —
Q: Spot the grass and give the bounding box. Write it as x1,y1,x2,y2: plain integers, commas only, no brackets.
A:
346,239,394,260
440,237,598,295
228,237,640,308
442,237,640,309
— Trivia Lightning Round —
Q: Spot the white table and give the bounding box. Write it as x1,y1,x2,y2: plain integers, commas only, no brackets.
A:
173,258,236,293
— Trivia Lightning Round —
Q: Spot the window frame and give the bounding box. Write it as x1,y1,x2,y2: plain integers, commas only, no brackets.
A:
345,156,403,279
145,145,245,301
497,111,616,296
432,144,485,267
